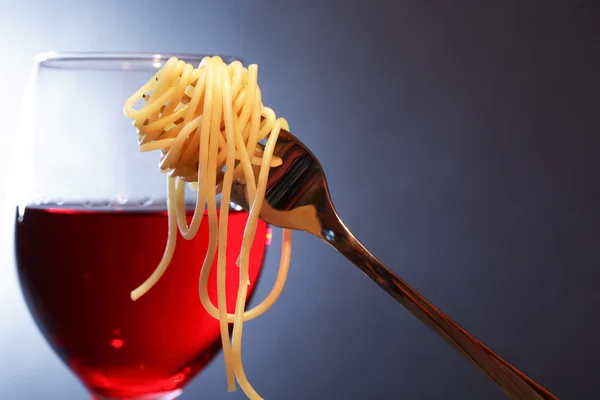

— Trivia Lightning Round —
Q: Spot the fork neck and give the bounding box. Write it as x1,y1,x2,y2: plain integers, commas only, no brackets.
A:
318,214,394,290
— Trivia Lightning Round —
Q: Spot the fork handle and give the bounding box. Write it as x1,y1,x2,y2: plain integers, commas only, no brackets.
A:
322,222,559,400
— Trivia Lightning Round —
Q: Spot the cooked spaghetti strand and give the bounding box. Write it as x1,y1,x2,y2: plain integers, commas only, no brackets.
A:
123,56,292,400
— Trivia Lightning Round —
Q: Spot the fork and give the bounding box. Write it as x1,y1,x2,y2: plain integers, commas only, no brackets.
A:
230,129,559,400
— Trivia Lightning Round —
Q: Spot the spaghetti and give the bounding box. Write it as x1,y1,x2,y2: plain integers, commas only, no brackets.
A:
123,56,292,399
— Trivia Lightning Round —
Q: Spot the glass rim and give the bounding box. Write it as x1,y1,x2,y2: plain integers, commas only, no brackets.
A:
34,51,241,70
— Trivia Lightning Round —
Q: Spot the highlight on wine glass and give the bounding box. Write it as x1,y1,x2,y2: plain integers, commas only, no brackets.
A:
12,52,290,400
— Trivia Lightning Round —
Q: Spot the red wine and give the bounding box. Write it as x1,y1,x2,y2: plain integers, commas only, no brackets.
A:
14,203,268,398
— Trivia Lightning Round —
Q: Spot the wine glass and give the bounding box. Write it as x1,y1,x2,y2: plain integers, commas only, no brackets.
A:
11,52,270,400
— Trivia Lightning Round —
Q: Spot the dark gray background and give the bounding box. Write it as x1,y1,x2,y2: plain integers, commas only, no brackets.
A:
1,1,598,399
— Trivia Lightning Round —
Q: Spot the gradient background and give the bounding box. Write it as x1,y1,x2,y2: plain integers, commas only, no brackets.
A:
1,1,599,399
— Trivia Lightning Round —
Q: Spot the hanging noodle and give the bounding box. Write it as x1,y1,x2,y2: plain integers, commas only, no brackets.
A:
123,56,293,400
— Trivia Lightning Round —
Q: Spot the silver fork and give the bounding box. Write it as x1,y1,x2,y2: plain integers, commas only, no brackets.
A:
230,129,559,400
